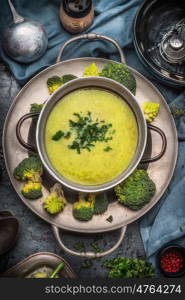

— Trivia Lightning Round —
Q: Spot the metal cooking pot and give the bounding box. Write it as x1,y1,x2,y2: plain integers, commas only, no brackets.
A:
16,77,166,193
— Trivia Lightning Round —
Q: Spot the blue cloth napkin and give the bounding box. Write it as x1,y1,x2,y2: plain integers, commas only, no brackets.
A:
0,0,185,274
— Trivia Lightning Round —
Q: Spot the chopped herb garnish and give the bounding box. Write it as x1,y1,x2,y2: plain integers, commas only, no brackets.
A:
73,241,86,252
64,131,71,139
81,259,93,269
51,111,115,153
106,215,113,223
52,130,64,141
90,241,102,254
104,146,112,152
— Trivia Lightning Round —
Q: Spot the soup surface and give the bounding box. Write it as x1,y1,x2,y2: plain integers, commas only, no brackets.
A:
45,89,138,185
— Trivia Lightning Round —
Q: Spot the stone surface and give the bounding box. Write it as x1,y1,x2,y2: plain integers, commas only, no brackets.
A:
0,62,145,278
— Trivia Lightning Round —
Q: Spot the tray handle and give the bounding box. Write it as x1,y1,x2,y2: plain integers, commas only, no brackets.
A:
52,225,126,258
141,124,167,164
16,112,39,153
56,33,126,64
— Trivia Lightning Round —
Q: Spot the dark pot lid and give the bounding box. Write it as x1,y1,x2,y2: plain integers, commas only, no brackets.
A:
134,0,185,86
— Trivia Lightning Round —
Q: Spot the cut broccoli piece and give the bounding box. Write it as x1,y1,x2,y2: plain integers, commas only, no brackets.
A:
115,169,156,210
73,193,94,221
47,76,63,94
100,62,136,95
21,181,42,200
30,103,44,113
88,193,109,215
83,63,100,76
142,102,160,123
13,156,43,182
43,183,66,215
61,74,77,83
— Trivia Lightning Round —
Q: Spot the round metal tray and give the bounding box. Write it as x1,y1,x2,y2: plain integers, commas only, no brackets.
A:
2,34,178,256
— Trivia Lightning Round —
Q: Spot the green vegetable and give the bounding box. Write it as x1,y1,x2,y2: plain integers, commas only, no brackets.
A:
73,193,94,221
103,257,154,278
32,272,48,278
106,215,113,223
100,62,136,95
21,181,42,200
62,74,77,83
81,259,93,269
103,146,112,152
115,169,156,210
43,183,66,214
52,130,65,141
30,103,44,113
49,262,65,278
90,241,102,254
47,74,77,94
68,111,114,154
83,63,100,76
47,76,63,94
13,156,43,182
89,193,109,215
142,102,160,123
73,241,86,252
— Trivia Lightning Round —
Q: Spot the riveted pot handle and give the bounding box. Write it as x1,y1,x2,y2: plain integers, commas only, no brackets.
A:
56,33,126,64
141,124,167,164
16,112,40,153
52,225,126,258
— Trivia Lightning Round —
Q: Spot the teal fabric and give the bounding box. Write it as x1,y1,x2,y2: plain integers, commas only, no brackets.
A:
0,0,185,274
0,0,142,84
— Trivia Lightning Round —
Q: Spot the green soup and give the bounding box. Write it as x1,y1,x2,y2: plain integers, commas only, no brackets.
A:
45,89,138,185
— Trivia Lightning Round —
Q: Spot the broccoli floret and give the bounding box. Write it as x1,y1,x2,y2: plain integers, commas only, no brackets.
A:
21,181,42,200
47,74,77,94
61,74,77,83
13,156,43,182
43,183,66,215
142,102,160,123
83,63,100,76
47,76,63,94
100,62,136,95
73,193,94,221
115,169,156,210
88,193,109,215
30,103,44,113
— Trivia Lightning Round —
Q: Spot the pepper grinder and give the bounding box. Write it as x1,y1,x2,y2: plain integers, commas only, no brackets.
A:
60,0,94,34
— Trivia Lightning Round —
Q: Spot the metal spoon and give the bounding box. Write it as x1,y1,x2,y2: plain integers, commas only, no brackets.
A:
2,0,48,63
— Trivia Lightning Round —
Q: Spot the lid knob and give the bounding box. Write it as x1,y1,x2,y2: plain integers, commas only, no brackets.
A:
169,36,184,50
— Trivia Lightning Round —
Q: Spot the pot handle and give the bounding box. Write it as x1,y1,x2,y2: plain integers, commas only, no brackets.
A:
56,33,126,64
16,112,39,153
52,225,126,258
141,124,167,164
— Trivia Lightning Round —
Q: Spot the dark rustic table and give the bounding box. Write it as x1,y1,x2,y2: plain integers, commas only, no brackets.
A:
0,62,145,278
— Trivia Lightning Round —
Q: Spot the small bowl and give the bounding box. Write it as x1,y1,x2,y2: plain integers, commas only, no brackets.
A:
157,244,185,277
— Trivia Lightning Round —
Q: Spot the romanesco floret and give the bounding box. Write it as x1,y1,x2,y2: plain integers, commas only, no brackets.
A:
43,183,66,214
83,63,100,76
142,102,160,123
